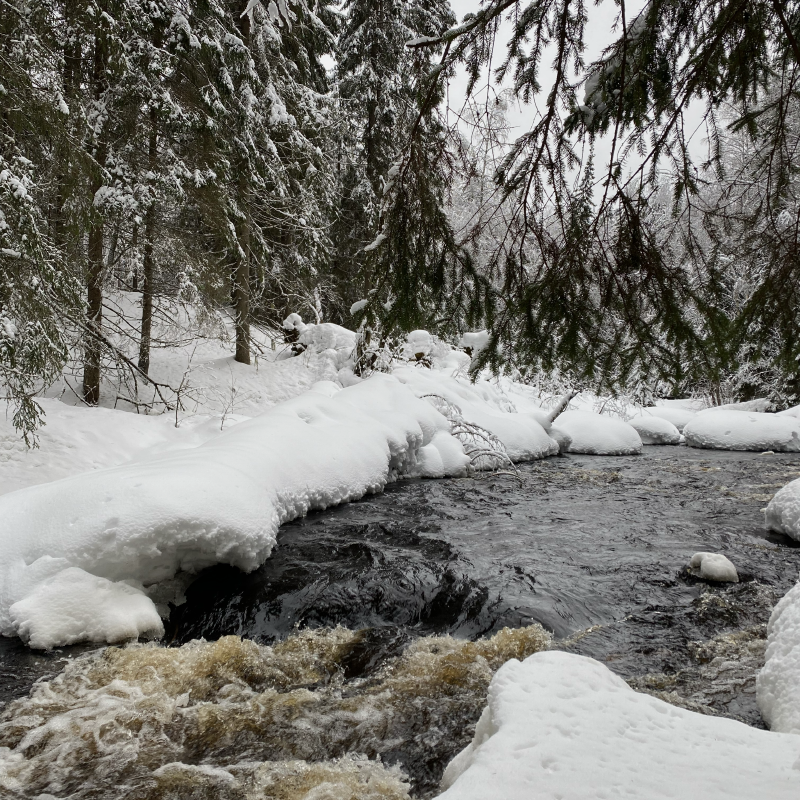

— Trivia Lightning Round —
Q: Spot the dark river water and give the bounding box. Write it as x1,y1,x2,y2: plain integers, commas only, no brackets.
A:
5,447,800,694
162,447,800,713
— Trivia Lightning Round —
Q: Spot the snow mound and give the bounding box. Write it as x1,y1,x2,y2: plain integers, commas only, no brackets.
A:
710,398,775,413
9,565,164,650
298,322,357,359
628,414,682,445
688,552,739,582
458,330,489,356
766,477,800,541
778,404,800,419
556,410,642,455
683,410,800,452
0,375,467,648
641,406,697,431
392,367,559,461
438,651,800,800
758,579,800,734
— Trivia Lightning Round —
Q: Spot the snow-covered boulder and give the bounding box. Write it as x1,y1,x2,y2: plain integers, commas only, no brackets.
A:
0,375,468,649
8,565,164,650
640,406,697,431
555,410,642,455
688,552,739,583
766,477,800,541
438,651,800,800
628,415,682,445
298,322,356,364
758,579,800,734
683,410,800,452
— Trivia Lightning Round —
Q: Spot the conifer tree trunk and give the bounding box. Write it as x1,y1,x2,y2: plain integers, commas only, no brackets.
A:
138,109,158,376
82,12,108,405
233,202,251,365
233,5,251,365
84,187,104,405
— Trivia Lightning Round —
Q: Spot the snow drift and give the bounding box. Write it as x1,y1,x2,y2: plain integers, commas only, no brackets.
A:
555,410,642,455
683,410,800,452
640,406,697,431
0,376,474,648
766,477,800,541
628,414,682,445
439,651,800,800
758,579,800,734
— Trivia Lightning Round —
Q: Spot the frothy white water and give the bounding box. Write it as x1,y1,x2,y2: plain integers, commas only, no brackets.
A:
0,625,551,799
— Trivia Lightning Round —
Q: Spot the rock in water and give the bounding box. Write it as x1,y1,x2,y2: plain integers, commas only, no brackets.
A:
689,552,739,583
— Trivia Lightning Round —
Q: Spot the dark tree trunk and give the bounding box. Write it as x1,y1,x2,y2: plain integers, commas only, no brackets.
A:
83,197,104,405
233,212,251,365
138,109,158,375
233,5,251,365
82,12,108,405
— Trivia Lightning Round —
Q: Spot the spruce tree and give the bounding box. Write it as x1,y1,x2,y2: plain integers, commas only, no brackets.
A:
402,0,800,393
332,0,455,321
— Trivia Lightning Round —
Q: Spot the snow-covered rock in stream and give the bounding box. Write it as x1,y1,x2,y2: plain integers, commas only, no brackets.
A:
628,414,683,445
0,375,470,649
766,477,800,541
640,406,697,431
438,651,800,800
555,410,642,455
683,410,800,451
758,579,800,734
688,552,739,583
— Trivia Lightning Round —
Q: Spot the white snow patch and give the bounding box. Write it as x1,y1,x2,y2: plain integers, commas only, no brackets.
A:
766,477,800,541
556,410,642,455
9,565,163,650
458,330,490,355
688,552,739,583
684,410,800,452
628,414,682,445
758,578,800,734
439,651,800,800
393,367,559,462
640,406,697,431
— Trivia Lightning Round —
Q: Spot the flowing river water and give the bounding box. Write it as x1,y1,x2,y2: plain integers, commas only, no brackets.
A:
1,446,800,799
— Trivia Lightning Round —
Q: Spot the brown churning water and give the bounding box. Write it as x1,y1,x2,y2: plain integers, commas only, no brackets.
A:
0,624,551,799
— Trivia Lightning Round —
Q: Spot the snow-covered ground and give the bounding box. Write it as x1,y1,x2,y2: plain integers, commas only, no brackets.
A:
437,651,800,800
684,410,800,452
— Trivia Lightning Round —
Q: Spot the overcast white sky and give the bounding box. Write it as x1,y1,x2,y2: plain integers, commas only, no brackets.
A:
444,0,708,190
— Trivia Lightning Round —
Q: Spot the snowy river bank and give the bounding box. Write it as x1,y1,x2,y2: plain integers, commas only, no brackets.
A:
2,446,799,797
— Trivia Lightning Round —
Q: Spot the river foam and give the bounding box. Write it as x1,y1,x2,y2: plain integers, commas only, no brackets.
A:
0,624,551,799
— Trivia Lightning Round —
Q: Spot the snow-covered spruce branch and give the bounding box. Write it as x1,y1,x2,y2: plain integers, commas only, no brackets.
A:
420,393,519,476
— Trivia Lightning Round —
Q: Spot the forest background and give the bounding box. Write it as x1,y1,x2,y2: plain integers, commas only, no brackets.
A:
2,0,800,439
